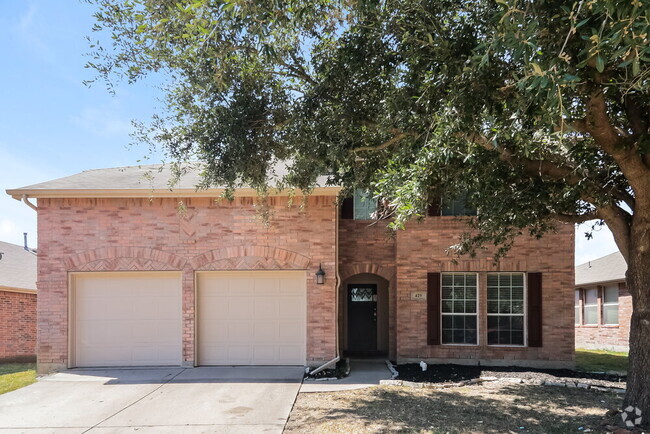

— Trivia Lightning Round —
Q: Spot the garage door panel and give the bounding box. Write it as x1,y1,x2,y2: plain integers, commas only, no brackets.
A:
227,345,252,363
227,278,254,296
226,322,253,341
198,271,306,365
279,322,303,340
74,272,182,367
253,298,280,318
228,298,253,318
253,322,279,340
278,345,303,361
279,299,303,318
252,345,278,362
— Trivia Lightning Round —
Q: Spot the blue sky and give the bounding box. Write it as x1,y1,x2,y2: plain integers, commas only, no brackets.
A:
0,1,620,265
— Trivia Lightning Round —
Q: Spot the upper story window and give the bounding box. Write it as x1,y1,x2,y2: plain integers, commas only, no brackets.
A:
602,285,619,325
487,272,525,346
353,189,377,220
429,193,477,217
441,273,478,345
441,194,477,216
583,288,599,325
340,189,378,220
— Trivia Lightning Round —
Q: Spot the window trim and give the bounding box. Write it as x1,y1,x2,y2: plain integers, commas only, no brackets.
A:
574,289,582,326
582,287,599,326
440,272,480,346
352,189,378,221
602,285,619,326
486,272,528,348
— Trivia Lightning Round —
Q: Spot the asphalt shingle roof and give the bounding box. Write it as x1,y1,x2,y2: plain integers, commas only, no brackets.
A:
6,163,335,198
575,251,627,286
0,241,37,291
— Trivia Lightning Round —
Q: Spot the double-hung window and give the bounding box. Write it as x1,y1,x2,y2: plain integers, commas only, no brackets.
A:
575,289,581,325
440,193,477,216
487,273,525,346
441,273,478,345
583,288,599,325
602,285,619,325
353,189,378,220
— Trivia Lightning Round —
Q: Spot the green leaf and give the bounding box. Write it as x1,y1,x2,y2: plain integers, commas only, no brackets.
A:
595,55,605,73
632,58,640,76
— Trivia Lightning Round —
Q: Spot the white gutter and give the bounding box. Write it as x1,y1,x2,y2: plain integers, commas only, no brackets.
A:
21,195,37,211
308,199,342,375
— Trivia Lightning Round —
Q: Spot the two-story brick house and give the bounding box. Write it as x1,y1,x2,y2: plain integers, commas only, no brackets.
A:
7,164,575,374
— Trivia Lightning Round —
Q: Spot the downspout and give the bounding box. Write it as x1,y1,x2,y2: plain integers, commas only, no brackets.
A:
308,198,341,375
21,195,38,212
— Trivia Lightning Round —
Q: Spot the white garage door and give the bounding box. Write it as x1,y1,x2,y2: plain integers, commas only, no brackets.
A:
197,271,306,365
73,272,182,367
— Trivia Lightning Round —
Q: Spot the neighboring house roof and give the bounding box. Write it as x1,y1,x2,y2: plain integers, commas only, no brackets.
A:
575,251,627,287
0,241,37,293
6,163,340,199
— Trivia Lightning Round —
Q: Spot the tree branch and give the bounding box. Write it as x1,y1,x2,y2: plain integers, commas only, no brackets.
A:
624,93,649,137
596,204,632,262
585,89,650,195
466,131,583,184
352,132,415,152
552,212,598,223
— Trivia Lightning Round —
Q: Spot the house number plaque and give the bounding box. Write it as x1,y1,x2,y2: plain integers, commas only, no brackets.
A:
411,291,427,301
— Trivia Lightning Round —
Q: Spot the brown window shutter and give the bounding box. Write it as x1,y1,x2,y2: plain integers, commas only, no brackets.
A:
340,197,353,219
427,198,441,217
527,272,543,347
427,272,441,345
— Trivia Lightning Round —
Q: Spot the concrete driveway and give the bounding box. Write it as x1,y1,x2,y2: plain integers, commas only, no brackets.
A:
0,366,304,433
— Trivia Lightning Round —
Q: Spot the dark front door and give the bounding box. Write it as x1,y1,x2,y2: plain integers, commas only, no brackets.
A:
347,284,378,354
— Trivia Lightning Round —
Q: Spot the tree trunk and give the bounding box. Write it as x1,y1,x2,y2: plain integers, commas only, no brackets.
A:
624,221,650,428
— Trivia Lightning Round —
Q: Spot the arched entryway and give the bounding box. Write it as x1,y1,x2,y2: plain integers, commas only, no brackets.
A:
340,273,390,357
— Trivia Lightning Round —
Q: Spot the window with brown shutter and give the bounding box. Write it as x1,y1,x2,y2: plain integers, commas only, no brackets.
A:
427,272,441,345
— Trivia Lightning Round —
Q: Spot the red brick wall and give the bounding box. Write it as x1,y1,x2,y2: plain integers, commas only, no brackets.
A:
37,196,337,373
338,220,397,358
0,290,36,362
394,217,575,367
575,281,630,352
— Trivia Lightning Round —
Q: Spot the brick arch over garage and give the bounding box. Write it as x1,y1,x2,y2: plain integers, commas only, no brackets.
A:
339,264,395,282
64,247,188,272
191,245,311,271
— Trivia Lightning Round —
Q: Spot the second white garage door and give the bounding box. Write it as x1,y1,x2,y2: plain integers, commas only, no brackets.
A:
197,271,307,365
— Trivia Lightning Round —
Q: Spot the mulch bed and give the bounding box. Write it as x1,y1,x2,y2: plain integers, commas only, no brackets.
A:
396,363,627,389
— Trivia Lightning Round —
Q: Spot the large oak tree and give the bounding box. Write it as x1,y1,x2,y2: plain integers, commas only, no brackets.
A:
88,0,650,424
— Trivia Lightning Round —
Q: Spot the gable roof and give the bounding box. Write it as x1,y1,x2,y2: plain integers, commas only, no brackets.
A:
575,251,627,287
6,163,340,200
0,241,37,292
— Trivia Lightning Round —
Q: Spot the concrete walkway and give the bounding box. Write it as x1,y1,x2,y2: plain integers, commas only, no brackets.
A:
301,360,392,393
0,366,304,433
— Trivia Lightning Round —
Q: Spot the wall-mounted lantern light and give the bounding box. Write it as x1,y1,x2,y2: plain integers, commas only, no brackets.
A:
315,264,325,285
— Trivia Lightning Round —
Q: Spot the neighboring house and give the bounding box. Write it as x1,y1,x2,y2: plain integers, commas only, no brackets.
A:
0,240,37,362
7,164,574,374
575,252,630,352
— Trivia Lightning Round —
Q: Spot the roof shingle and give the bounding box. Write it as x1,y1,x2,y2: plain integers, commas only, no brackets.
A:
575,251,626,286
0,241,37,292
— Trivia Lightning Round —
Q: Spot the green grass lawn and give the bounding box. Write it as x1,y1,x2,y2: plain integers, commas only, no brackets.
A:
575,349,628,374
0,363,37,395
